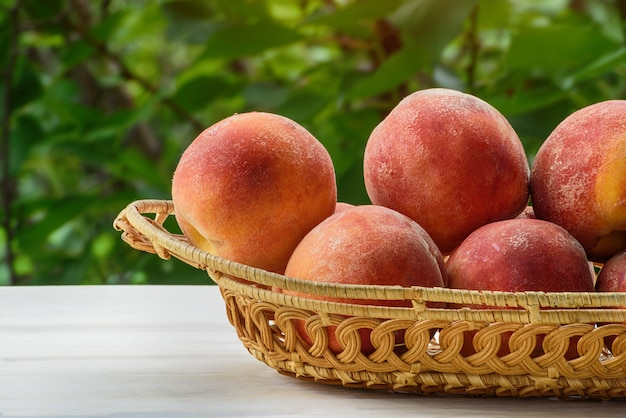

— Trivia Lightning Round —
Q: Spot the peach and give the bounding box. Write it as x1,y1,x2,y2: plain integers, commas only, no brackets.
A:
334,202,354,213
595,250,626,353
446,218,595,358
596,251,626,292
363,88,530,254
171,112,337,274
281,205,446,355
516,205,536,219
530,100,626,262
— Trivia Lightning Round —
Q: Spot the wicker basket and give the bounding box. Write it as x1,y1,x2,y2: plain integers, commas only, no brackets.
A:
113,199,626,399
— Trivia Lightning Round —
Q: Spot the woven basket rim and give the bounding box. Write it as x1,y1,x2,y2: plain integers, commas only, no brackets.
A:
113,199,626,323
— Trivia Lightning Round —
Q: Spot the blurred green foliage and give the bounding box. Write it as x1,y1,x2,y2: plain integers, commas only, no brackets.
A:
1,0,625,285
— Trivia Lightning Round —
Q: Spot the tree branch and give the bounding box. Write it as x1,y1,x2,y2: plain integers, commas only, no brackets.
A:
60,8,205,134
1,1,22,285
464,5,480,92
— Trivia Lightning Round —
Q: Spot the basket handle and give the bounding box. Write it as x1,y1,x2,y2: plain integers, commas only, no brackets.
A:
112,200,300,284
113,199,201,267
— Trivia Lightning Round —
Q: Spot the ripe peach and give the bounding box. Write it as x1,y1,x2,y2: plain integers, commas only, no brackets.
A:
281,205,446,355
530,100,626,262
516,205,536,219
363,88,530,254
334,202,354,213
595,250,626,353
596,251,626,292
171,112,337,274
446,218,595,358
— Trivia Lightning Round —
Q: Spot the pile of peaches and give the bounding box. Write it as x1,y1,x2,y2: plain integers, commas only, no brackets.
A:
171,88,626,356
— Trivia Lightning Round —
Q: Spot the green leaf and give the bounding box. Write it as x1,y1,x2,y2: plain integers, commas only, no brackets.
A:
198,20,303,60
163,0,220,44
85,97,159,144
172,75,241,113
22,0,65,21
90,11,128,42
20,31,64,48
277,89,330,122
0,13,9,71
114,4,167,45
9,115,43,176
10,57,44,111
47,102,103,129
15,194,98,251
315,108,377,177
163,0,215,21
337,160,370,205
560,47,626,89
476,0,512,29
505,26,617,74
485,86,568,116
112,148,171,193
586,0,624,44
212,0,271,21
91,232,115,260
345,43,430,99
316,109,379,205
243,82,289,110
390,0,478,59
60,39,96,69
0,0,16,9
304,0,405,31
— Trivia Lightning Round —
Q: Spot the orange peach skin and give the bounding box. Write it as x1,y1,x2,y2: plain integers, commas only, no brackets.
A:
447,218,595,359
531,100,626,262
281,205,447,355
364,88,530,254
172,112,337,274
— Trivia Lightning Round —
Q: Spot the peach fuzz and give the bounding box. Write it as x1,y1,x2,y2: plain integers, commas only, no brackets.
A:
446,218,595,359
531,100,626,262
172,112,337,274
363,88,530,254
281,204,446,355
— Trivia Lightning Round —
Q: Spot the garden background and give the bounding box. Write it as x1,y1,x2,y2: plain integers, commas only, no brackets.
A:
2,0,625,285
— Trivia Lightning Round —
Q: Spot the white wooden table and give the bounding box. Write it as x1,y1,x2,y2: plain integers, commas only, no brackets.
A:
1,285,625,417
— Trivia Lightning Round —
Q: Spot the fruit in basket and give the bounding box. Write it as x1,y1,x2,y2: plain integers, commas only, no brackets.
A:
595,250,626,353
280,205,446,355
446,218,595,358
516,205,535,219
334,202,354,213
596,251,626,293
530,100,626,262
363,88,530,254
171,112,337,274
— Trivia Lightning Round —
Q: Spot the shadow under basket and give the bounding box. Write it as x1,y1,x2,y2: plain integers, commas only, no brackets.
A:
113,199,626,399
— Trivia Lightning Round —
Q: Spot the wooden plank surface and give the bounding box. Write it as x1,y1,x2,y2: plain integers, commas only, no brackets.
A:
1,285,625,417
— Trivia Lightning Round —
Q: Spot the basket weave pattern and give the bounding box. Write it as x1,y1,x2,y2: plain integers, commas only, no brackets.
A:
114,199,626,399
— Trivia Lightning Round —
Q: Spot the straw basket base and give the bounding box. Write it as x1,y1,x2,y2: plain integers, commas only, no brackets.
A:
269,358,626,399
113,199,626,400
219,284,626,399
